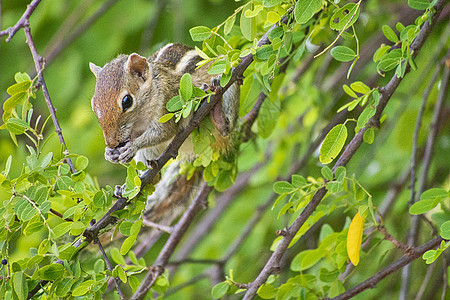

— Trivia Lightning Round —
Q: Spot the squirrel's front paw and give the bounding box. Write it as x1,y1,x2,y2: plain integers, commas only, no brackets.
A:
118,141,137,164
105,147,120,164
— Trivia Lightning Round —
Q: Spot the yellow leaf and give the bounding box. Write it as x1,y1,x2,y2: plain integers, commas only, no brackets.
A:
347,212,364,266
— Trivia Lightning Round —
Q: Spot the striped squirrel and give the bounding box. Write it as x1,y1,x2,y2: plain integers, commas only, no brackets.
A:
89,43,240,167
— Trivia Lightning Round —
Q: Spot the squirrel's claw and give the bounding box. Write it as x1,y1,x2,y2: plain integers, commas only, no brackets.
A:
105,147,120,164
118,141,137,164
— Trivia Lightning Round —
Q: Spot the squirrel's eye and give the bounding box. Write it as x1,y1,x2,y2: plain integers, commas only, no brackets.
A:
122,95,133,112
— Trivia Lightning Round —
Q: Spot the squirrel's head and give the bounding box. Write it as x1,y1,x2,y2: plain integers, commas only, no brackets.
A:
90,54,152,148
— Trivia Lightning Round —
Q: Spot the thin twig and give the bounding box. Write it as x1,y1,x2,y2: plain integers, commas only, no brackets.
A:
23,21,76,173
377,226,412,255
94,237,125,300
0,0,41,42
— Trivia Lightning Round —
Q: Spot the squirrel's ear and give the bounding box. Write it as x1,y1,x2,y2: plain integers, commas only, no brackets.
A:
127,53,149,80
89,62,102,78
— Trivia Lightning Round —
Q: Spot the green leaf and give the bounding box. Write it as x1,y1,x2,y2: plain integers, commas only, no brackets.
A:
408,0,430,10
40,152,53,168
273,181,295,194
330,3,360,31
440,221,450,240
301,249,323,270
72,280,95,296
378,49,402,72
240,3,257,41
120,235,137,255
321,166,334,181
244,5,263,18
3,92,27,113
224,15,235,35
189,26,212,41
24,218,44,236
294,0,322,24
212,281,229,299
319,268,339,283
357,106,376,129
350,81,371,94
38,264,65,281
6,121,26,135
129,275,140,291
51,222,72,238
382,25,399,43
292,175,307,188
58,245,77,260
55,278,73,297
70,221,87,235
257,97,280,138
180,73,193,101
130,220,142,236
257,283,277,299
111,247,126,265
267,11,281,24
335,166,346,183
56,176,73,190
15,72,31,82
159,113,174,123
7,81,31,96
13,271,28,300
329,280,345,297
420,188,448,201
409,189,448,215
208,59,227,75
75,156,88,171
14,197,35,222
166,95,183,112
278,202,294,219
363,127,375,144
94,259,105,273
331,46,356,62
320,124,348,164
116,265,127,283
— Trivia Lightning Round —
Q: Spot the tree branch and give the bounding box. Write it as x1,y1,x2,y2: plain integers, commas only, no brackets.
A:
328,237,443,300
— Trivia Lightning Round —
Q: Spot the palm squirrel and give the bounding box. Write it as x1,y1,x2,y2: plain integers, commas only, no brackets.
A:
89,43,240,167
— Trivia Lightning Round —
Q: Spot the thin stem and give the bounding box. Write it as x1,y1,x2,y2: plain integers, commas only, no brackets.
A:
94,237,125,300
23,21,76,173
